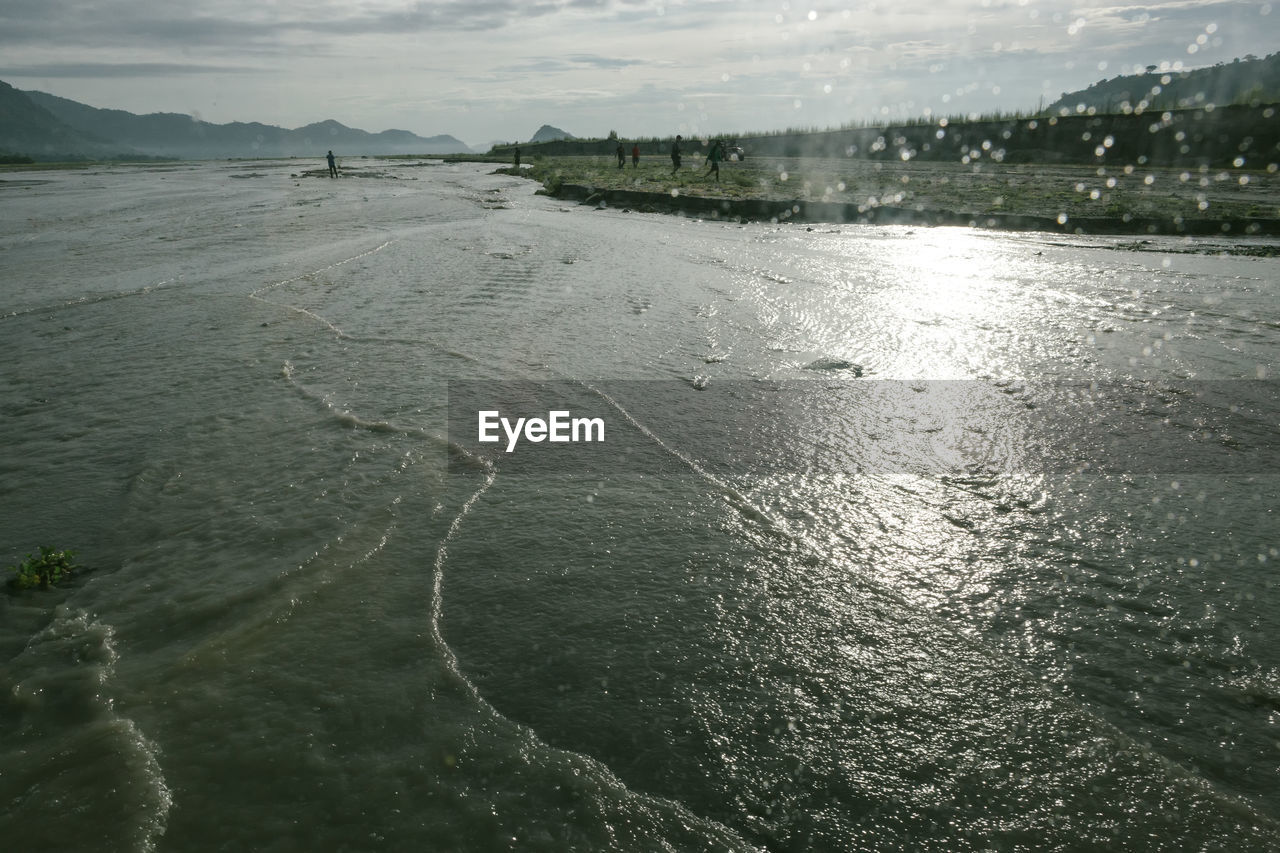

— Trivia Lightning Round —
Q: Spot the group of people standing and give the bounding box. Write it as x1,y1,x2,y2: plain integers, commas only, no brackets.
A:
672,136,728,181
326,134,733,183
611,135,729,182
615,142,641,169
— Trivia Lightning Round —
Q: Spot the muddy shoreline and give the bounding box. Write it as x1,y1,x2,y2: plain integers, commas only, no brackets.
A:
481,155,1280,241
545,181,1280,238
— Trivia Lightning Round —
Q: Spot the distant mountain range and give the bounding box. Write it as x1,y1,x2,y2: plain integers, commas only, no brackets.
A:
9,54,1273,163
0,81,475,161
0,81,123,159
1048,52,1280,114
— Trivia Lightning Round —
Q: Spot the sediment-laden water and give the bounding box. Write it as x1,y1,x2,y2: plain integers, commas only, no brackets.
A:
1,160,1277,851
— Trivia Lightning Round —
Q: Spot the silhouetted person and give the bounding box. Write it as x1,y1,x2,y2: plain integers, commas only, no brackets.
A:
514,147,521,169
326,150,337,178
617,142,626,169
671,135,682,174
632,143,639,168
705,139,723,182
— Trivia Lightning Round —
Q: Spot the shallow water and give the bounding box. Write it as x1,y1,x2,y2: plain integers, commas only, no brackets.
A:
1,160,1278,851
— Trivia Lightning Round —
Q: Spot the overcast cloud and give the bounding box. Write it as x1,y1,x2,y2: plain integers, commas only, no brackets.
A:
1,0,1275,146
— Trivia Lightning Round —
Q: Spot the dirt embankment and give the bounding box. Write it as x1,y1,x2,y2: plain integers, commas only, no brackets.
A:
496,156,1280,238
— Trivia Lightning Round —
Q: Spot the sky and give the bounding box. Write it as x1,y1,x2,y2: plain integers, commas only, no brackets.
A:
1,0,1277,147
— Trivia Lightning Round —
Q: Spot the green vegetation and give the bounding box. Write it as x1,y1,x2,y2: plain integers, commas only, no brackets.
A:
499,154,1280,227
1048,52,1280,115
7,547,79,591
484,55,1279,168
0,160,98,172
0,155,181,172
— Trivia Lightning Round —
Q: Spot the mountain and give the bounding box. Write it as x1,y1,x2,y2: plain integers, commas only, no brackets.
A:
529,124,575,144
1048,52,1280,114
11,86,472,160
0,81,136,160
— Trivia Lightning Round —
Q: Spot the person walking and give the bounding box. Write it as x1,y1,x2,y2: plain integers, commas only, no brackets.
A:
617,141,626,169
631,143,640,168
326,150,337,178
670,135,682,174
705,139,723,182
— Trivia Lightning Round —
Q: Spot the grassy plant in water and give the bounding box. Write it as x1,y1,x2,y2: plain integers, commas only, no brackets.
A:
7,546,78,590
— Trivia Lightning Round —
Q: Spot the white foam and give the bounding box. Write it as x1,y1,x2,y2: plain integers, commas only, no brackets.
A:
428,449,759,848
248,240,394,339
10,607,172,850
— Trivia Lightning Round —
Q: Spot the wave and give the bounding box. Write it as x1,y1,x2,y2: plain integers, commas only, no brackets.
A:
0,606,171,850
247,240,394,338
0,276,185,323
278,359,432,438
428,444,760,849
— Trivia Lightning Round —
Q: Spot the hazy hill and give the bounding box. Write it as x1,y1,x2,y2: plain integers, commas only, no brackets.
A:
530,124,574,143
1048,53,1280,114
0,81,135,160
16,87,472,159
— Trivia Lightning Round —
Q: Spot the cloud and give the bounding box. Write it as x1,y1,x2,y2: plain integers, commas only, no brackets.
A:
0,62,262,78
0,3,269,48
2,0,1274,142
305,0,570,35
497,53,649,73
0,0,726,52
565,53,646,69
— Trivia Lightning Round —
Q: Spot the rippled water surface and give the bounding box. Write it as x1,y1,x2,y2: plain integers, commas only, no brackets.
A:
1,160,1278,851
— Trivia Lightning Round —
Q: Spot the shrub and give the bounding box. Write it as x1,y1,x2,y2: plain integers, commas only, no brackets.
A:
7,547,78,590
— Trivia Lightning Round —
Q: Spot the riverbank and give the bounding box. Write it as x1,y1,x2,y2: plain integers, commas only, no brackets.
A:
489,154,1280,238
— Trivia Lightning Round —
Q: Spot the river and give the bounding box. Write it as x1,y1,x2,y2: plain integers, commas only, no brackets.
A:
1,159,1277,851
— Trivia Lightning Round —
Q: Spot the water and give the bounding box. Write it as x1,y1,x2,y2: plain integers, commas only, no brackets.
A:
1,160,1278,851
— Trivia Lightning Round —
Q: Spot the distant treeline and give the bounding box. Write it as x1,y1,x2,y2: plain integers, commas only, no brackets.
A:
0,150,180,163
492,104,1279,169
0,152,175,165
